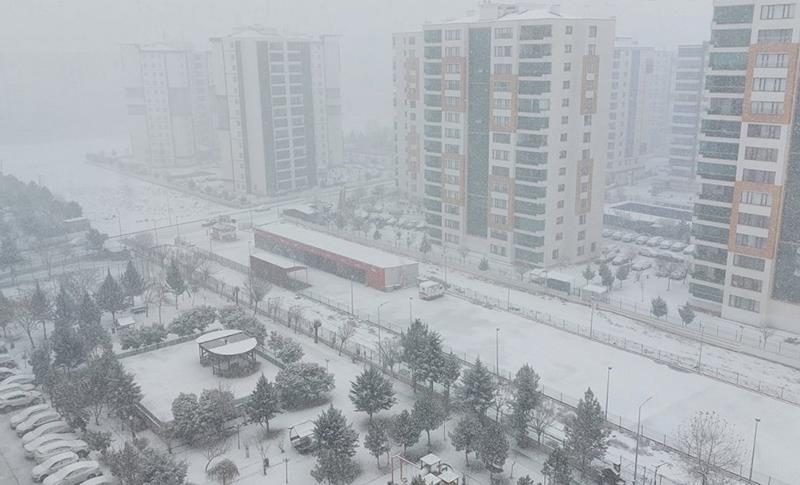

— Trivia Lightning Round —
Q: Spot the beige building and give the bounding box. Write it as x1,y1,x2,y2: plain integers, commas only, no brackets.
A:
393,32,424,200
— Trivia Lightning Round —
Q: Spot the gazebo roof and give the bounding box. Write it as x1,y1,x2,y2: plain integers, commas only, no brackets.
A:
197,329,257,357
196,329,242,345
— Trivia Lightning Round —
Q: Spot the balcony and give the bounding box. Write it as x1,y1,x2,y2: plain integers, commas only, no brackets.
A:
701,119,741,139
690,283,725,303
708,52,749,71
697,162,736,181
692,224,730,245
694,245,728,265
705,75,746,94
691,265,727,285
699,141,739,161
519,25,552,41
698,186,734,203
694,204,732,224
712,5,753,24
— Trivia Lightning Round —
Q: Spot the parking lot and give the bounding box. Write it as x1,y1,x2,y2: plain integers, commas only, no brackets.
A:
0,408,38,485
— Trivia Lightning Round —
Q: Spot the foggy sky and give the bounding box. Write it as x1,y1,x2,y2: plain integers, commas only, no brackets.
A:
0,0,712,142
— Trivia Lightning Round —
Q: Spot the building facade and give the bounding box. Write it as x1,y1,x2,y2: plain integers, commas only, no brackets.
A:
606,40,674,185
121,43,216,166
668,44,709,178
416,3,614,268
690,0,800,330
210,28,343,196
393,32,424,200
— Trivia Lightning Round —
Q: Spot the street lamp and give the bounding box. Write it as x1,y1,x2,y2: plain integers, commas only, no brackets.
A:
749,417,761,480
377,301,390,326
633,395,653,484
604,366,612,419
408,296,413,324
652,462,671,485
495,328,500,375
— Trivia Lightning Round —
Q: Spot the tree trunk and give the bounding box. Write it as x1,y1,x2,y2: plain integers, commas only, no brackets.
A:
41,321,47,340
25,327,35,349
426,429,431,446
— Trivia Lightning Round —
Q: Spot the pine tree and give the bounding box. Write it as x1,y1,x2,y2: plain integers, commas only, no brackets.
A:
417,330,445,391
96,269,125,325
165,259,186,307
109,369,143,436
364,421,391,467
29,281,51,339
0,291,14,338
121,260,145,298
30,341,52,388
517,475,535,485
679,303,696,326
389,409,421,454
449,414,483,465
582,265,596,285
246,375,281,432
564,388,609,475
439,353,461,413
599,263,615,289
457,358,496,418
543,446,572,484
478,419,509,478
412,393,444,447
510,364,541,445
51,312,84,369
400,319,430,392
77,292,109,355
651,296,668,319
478,257,490,271
53,285,75,326
311,406,361,485
349,367,396,423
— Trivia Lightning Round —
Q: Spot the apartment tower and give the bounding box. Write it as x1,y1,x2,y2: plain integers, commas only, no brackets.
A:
668,44,709,178
210,28,343,196
416,3,614,268
690,0,800,329
393,32,425,200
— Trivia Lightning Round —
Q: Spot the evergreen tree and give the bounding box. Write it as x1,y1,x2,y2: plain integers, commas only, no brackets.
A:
96,269,126,325
275,362,335,409
599,263,615,289
53,285,75,326
679,303,696,326
615,264,630,284
30,341,53,388
51,311,84,369
478,419,509,478
417,330,445,391
457,358,496,418
165,258,186,307
651,296,668,319
245,375,281,432
517,475,535,485
349,366,396,423
439,353,461,414
510,364,541,445
419,236,432,256
363,421,391,467
0,291,14,337
171,393,202,441
582,265,596,285
0,236,22,277
400,319,430,392
122,260,145,298
311,406,361,485
29,281,51,339
564,388,609,475
109,369,143,437
542,446,572,484
478,257,490,271
449,414,483,465
412,393,445,447
389,409,421,454
77,292,109,355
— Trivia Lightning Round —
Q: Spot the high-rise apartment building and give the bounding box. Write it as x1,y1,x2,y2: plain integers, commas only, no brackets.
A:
414,3,614,268
121,43,216,166
690,0,800,329
606,40,674,185
210,28,343,196
393,32,424,200
668,44,709,178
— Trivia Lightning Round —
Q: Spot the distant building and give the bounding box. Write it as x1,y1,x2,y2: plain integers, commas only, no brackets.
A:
607,39,674,185
121,43,216,166
668,44,708,178
210,27,343,196
393,31,425,200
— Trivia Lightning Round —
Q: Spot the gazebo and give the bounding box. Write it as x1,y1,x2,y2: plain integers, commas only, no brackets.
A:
196,329,258,377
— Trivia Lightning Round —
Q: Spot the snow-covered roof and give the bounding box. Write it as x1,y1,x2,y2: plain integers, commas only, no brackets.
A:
431,6,600,25
583,284,609,295
257,223,416,270
207,337,257,356
196,329,242,345
117,316,136,328
438,470,460,483
420,453,441,467
290,420,315,439
250,250,306,271
423,473,442,485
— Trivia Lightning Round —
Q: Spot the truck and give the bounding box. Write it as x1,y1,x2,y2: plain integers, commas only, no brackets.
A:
418,280,445,300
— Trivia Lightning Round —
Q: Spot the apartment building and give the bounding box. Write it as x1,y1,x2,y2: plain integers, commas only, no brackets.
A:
393,32,424,200
121,43,216,166
607,40,674,185
416,3,614,268
669,44,709,178
210,28,343,196
690,0,800,330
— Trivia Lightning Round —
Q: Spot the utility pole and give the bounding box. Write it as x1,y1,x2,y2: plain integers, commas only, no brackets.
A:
408,296,413,324
749,417,761,480
633,396,653,484
495,328,500,375
604,366,612,419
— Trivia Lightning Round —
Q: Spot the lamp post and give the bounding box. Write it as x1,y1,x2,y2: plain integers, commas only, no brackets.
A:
633,395,653,484
495,328,500,375
749,417,761,480
408,297,413,324
377,301,389,326
652,462,670,485
350,277,354,314
604,366,612,419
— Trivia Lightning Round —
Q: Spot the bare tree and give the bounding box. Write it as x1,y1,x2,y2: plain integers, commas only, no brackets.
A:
143,280,171,325
379,337,402,376
530,402,556,446
14,293,40,348
287,305,304,329
266,297,283,319
760,326,776,349
243,272,271,316
677,410,743,484
336,319,357,355
201,435,231,473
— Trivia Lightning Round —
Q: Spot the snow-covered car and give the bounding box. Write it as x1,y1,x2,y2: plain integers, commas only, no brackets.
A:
602,229,613,238
25,433,80,458
671,242,687,252
80,475,119,485
1,374,35,386
31,452,78,482
659,240,674,250
683,244,696,255
0,382,35,396
22,421,73,445
42,460,101,485
646,236,663,247
0,354,17,368
635,235,649,245
638,247,657,258
11,403,51,428
611,255,631,266
611,231,624,240
0,367,20,380
34,439,89,463
17,410,62,436
631,261,652,271
621,233,636,243
0,390,42,413
670,268,688,280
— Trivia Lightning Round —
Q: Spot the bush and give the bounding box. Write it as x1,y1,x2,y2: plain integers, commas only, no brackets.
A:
169,306,217,336
219,306,267,345
275,362,335,409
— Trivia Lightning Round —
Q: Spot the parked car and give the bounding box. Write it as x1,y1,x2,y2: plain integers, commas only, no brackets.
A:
635,235,649,245
621,233,636,243
80,476,119,485
31,452,79,482
22,421,73,445
658,240,674,250
34,439,89,463
670,267,689,280
42,460,101,485
25,433,80,458
0,354,17,368
1,374,35,386
11,403,51,428
638,247,657,258
0,390,42,413
17,411,62,436
602,229,613,238
418,280,445,300
631,261,652,271
670,242,687,252
611,231,624,240
612,255,631,266
646,236,663,247
0,382,36,396
683,244,696,255
0,367,20,380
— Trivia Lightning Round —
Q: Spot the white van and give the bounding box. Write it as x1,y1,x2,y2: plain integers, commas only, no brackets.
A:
418,280,445,300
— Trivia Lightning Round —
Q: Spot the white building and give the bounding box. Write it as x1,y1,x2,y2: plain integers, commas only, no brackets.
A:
121,43,216,166
412,3,614,268
690,0,800,331
393,32,424,200
210,27,343,196
668,43,709,178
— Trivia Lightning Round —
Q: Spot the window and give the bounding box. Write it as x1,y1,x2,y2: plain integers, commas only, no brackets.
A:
755,53,787,67
491,230,507,240
588,44,597,55
495,27,513,39
557,184,565,192
565,26,573,35
729,295,760,312
747,124,781,139
445,63,461,73
578,230,586,241
577,246,585,256
557,200,565,208
564,62,571,71
589,25,598,37
445,112,461,122
742,169,776,184
761,3,795,19
744,146,778,162
737,212,770,228
565,44,572,53
584,115,592,126
444,219,460,230
492,166,510,176
494,63,512,74
445,128,461,139
444,144,460,154
558,167,566,176
444,96,460,108
556,216,564,224
582,149,591,159
563,80,571,89
495,81,511,92
561,116,569,125
757,28,793,43
491,214,508,225
445,29,461,41
559,150,567,159
750,101,784,115
494,98,512,109
555,232,563,241
583,132,591,143
733,254,766,271
740,190,772,206
492,149,510,161
735,233,767,249
579,214,586,224
493,116,512,128
492,198,508,209
446,80,461,90
493,132,510,143
752,77,786,92
560,133,568,142
494,46,512,57
445,234,460,244
562,98,570,107
552,249,559,260
491,244,507,256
